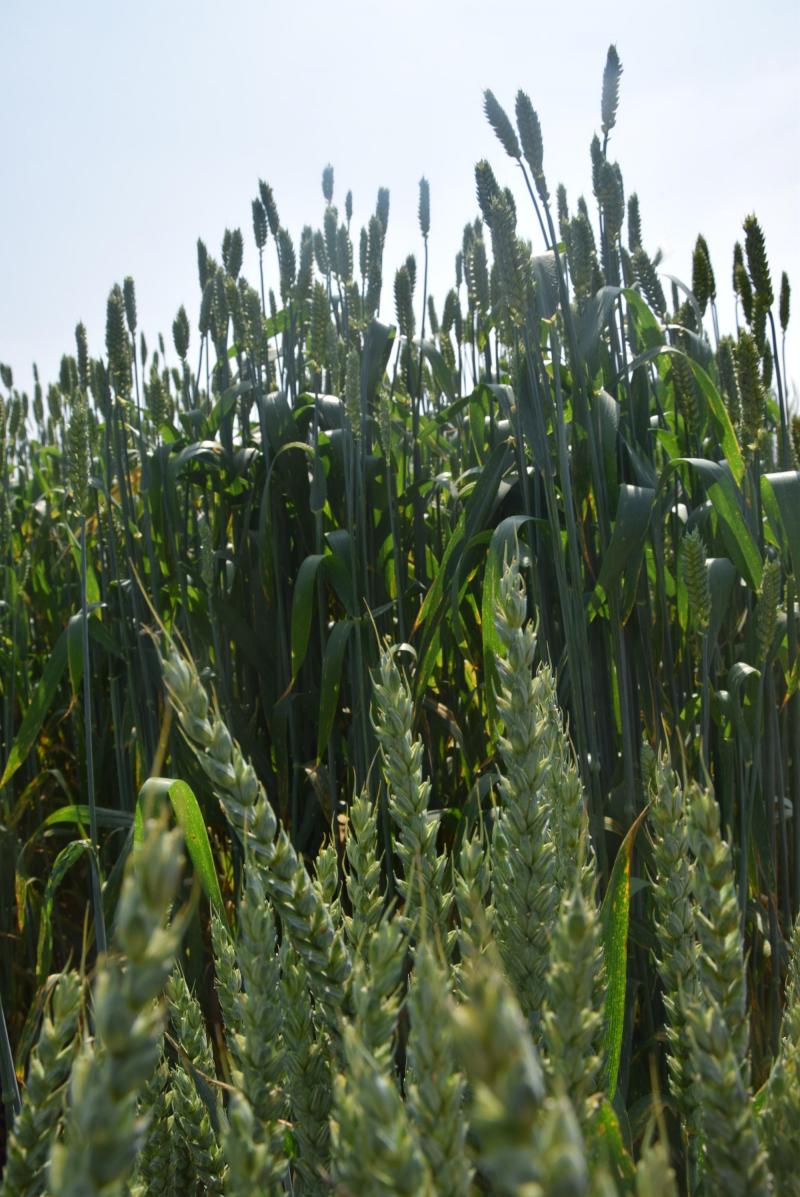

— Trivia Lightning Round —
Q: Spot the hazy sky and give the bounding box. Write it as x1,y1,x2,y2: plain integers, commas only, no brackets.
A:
1,0,798,394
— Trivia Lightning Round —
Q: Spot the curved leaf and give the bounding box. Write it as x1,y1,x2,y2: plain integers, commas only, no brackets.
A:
763,471,800,579
35,839,93,985
137,778,226,922
665,458,762,590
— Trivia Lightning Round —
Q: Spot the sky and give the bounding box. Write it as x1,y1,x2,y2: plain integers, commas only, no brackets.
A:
1,0,798,397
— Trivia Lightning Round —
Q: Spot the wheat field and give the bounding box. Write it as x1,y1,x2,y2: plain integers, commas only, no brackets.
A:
0,44,798,1196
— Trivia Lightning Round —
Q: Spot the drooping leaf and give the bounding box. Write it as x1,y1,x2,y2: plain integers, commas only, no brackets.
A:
664,458,762,590
136,778,226,922
763,471,800,579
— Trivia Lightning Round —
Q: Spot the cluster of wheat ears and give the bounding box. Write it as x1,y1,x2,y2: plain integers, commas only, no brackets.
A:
0,43,797,1197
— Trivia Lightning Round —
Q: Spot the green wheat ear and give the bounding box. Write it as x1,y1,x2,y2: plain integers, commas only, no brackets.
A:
743,214,774,310
322,162,334,202
599,159,624,242
734,250,755,324
488,194,527,324
474,159,501,228
780,271,791,332
755,557,781,661
258,180,280,236
277,227,296,302
759,915,800,1190
632,247,666,317
418,176,430,239
172,306,190,361
105,284,131,393
324,205,339,273
735,329,766,454
791,415,800,467
337,223,353,283
394,267,415,340
375,186,390,239
75,323,89,390
122,276,137,335
692,235,716,314
66,396,90,513
222,228,244,280
484,88,520,160
682,528,711,634
251,197,267,250
0,971,82,1197
627,193,642,251
601,44,623,136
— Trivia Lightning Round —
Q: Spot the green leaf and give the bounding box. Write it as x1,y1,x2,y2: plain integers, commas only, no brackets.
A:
531,251,560,319
1,626,68,788
622,287,664,350
594,388,620,495
317,620,352,761
594,1099,637,1187
413,442,512,696
763,471,800,579
66,611,85,696
362,320,396,406
601,805,649,1099
590,484,655,623
136,778,226,922
687,358,744,485
35,839,92,985
290,554,326,681
578,286,622,359
707,557,736,646
665,459,762,590
39,804,132,832
417,339,456,403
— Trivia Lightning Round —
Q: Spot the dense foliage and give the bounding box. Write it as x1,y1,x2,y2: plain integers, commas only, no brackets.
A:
0,43,798,1195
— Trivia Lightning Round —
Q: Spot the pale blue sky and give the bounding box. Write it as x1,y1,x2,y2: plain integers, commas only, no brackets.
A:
1,0,798,393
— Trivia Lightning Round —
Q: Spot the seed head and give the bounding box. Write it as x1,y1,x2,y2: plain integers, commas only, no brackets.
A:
123,276,137,335
106,284,131,393
67,395,90,513
515,90,544,183
222,228,244,280
755,558,781,660
252,197,268,250
259,181,280,236
322,162,334,203
744,214,773,310
474,159,501,229
682,528,711,634
375,187,390,240
627,193,642,252
601,44,623,136
780,271,791,333
418,176,430,239
484,89,520,160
